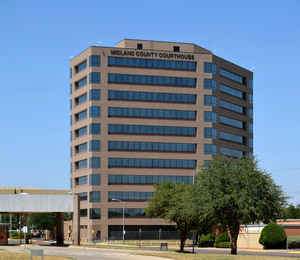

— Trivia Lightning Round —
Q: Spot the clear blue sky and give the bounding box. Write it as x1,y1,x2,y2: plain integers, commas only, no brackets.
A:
1,1,299,204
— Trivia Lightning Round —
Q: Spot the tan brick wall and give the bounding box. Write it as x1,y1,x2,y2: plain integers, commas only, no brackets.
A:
238,232,263,249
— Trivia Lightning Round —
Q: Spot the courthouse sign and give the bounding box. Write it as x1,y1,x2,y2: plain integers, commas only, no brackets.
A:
110,50,195,60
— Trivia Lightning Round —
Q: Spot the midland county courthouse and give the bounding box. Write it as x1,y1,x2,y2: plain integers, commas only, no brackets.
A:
69,39,253,242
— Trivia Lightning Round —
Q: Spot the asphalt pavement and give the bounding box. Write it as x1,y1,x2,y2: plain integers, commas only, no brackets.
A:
3,240,300,259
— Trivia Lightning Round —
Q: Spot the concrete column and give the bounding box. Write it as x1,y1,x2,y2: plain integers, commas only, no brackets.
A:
88,225,93,243
103,222,108,241
73,194,80,245
56,212,64,246
24,214,28,244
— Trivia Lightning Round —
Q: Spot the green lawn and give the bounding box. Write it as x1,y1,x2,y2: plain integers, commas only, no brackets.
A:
287,236,300,242
0,252,73,260
138,252,300,260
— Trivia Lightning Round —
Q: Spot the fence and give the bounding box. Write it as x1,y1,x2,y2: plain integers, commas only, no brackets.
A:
109,230,193,240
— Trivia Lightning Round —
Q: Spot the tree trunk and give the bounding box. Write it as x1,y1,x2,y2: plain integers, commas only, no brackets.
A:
228,223,240,255
179,230,187,252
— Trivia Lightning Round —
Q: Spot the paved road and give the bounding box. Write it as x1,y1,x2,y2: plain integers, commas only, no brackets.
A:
2,244,300,259
1,245,167,260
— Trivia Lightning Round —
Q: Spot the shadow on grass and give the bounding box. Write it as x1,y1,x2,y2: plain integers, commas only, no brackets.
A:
175,250,195,254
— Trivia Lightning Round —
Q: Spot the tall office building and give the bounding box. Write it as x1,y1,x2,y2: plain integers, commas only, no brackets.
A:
69,39,253,241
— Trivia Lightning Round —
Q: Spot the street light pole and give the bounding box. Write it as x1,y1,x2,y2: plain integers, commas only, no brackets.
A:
122,204,125,242
112,198,125,242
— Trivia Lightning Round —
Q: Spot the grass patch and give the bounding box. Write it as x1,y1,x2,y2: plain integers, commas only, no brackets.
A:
137,252,298,260
287,236,300,242
0,252,73,260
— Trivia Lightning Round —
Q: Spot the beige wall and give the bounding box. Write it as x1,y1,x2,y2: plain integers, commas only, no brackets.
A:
238,231,263,249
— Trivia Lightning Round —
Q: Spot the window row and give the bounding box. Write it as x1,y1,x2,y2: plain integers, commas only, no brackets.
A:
204,144,217,155
73,72,101,89
74,140,100,153
75,93,87,105
204,62,218,74
219,131,243,144
204,127,217,139
72,55,100,76
204,111,217,123
204,128,245,144
108,90,196,104
220,99,244,114
75,77,87,89
74,157,101,170
204,95,218,106
220,147,243,158
204,80,249,102
248,94,253,104
89,72,101,84
220,68,243,84
75,60,87,73
108,56,196,70
204,96,247,115
204,144,244,158
219,115,244,129
108,107,196,120
108,74,196,87
204,79,217,90
73,123,101,139
204,112,249,131
78,191,101,202
79,208,101,219
71,89,101,105
108,191,154,201
108,141,196,153
108,208,146,218
90,55,101,67
73,106,100,122
108,158,196,169
108,124,196,136
248,108,253,119
108,175,193,185
249,123,253,133
75,174,101,185
220,84,243,99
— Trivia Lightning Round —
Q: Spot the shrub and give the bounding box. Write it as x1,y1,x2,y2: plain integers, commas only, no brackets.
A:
214,231,230,247
215,241,231,248
199,233,215,247
215,231,230,243
259,223,287,249
11,231,24,239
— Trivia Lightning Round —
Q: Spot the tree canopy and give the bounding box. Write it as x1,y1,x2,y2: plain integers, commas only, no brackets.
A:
283,204,300,219
146,182,199,252
29,213,57,230
195,156,286,255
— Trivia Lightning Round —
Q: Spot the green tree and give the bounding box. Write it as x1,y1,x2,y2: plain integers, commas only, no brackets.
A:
195,156,286,255
146,182,199,252
284,204,300,219
0,214,19,229
29,213,57,230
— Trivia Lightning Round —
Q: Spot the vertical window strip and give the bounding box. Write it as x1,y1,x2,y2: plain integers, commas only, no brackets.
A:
89,55,101,67
204,79,217,90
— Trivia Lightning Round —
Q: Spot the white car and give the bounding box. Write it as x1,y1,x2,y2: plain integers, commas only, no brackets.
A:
30,229,40,237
